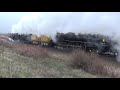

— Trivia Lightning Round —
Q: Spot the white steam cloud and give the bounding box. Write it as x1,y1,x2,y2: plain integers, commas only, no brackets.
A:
11,12,120,61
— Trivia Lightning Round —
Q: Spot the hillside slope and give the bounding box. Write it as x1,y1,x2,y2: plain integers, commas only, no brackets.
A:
1,35,120,78
0,46,98,78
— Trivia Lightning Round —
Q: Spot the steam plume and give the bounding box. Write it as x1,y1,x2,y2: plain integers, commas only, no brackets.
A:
11,12,120,61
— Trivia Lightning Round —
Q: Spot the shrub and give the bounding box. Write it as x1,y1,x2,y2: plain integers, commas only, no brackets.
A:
0,37,49,59
70,50,114,77
11,43,49,59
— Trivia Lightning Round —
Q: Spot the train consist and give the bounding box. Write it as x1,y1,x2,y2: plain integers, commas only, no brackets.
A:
8,32,118,57
8,33,53,46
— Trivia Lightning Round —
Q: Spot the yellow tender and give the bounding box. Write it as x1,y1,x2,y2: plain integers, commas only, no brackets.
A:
40,35,51,43
31,35,38,42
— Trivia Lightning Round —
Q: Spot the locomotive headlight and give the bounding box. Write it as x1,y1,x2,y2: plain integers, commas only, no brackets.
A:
115,53,118,56
110,52,113,55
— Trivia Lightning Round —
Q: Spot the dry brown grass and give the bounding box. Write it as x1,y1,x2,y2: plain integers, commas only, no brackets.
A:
1,36,120,78
0,37,49,59
9,43,49,59
0,44,97,78
70,50,120,78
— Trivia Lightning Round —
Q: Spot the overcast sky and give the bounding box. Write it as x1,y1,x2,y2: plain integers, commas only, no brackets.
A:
0,12,33,33
1,12,120,34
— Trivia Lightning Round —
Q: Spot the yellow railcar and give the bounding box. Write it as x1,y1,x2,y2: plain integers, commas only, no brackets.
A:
28,34,52,46
40,35,51,43
26,34,38,43
31,34,38,42
38,35,52,46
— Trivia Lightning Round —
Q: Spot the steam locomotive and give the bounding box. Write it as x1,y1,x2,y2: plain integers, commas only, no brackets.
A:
8,32,118,57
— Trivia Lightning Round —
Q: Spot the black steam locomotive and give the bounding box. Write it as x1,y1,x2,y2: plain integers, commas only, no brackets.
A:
8,32,118,57
55,32,118,57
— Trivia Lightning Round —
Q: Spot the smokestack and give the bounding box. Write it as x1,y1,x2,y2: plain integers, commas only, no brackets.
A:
11,12,120,61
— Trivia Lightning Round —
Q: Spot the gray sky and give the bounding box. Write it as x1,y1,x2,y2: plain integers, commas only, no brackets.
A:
0,12,33,33
1,12,120,34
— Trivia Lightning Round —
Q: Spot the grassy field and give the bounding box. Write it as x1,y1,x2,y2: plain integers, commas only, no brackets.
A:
0,35,120,78
0,45,99,78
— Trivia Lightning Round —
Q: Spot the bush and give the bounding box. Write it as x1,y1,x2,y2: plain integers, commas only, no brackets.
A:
70,50,112,77
10,43,49,59
0,36,49,59
70,50,120,78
